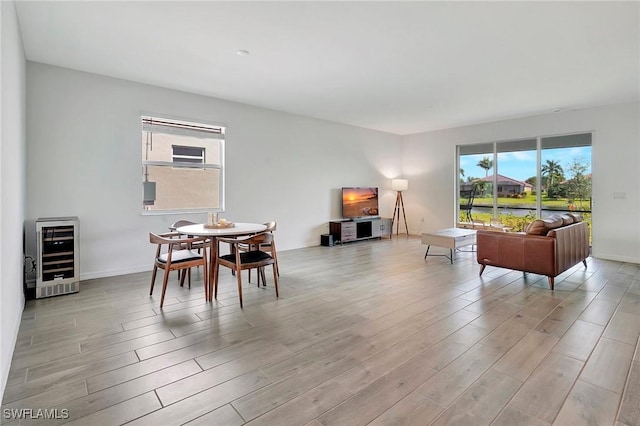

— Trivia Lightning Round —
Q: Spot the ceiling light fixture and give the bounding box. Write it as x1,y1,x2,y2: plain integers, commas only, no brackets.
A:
236,49,250,56
553,108,561,113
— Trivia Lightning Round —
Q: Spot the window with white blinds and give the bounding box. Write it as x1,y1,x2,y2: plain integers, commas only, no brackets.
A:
142,116,225,213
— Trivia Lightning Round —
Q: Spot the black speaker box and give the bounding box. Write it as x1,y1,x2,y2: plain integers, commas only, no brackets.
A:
321,234,334,247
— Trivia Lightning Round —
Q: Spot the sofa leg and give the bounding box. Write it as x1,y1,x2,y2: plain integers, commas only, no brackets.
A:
582,259,587,268
479,264,486,276
548,277,554,290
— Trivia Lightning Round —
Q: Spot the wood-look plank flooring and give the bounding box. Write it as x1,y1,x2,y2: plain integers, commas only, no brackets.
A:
3,236,640,425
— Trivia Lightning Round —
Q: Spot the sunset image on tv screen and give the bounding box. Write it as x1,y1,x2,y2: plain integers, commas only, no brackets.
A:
342,188,378,217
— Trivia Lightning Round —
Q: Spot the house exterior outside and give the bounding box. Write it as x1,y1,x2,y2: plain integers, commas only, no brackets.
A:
142,132,221,211
461,174,533,196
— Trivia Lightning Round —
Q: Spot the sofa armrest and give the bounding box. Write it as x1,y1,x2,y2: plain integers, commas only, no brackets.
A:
477,231,556,276
548,221,589,274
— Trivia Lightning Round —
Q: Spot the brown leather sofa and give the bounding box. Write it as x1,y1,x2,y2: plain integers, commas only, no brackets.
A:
476,214,589,289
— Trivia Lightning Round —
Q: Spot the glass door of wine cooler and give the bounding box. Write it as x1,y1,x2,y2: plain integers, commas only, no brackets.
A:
36,217,79,298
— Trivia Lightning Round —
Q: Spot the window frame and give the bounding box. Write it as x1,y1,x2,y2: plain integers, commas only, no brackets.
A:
141,115,225,215
171,145,206,164
456,131,592,230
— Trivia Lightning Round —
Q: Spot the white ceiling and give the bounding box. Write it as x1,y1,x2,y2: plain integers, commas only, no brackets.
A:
14,1,640,135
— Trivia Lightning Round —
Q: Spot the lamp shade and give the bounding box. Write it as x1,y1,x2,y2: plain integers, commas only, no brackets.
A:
391,179,408,191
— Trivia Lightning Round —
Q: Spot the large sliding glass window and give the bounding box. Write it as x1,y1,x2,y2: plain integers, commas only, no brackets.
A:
458,143,494,223
457,133,592,234
496,138,538,227
541,134,592,222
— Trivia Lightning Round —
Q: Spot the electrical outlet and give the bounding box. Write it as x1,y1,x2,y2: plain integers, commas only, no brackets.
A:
613,192,626,199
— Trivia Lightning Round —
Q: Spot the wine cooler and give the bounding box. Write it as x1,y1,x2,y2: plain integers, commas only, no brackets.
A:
36,217,79,298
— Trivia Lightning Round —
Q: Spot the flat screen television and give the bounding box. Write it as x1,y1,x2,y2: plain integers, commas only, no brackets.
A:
342,187,379,219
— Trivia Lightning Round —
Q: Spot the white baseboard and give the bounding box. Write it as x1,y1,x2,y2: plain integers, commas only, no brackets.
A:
80,265,152,281
1,300,23,400
28,266,152,284
592,253,640,264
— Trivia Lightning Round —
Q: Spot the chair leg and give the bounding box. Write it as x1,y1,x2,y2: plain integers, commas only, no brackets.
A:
179,270,187,287
273,264,279,298
260,267,267,287
150,265,158,295
548,276,555,290
255,267,263,287
582,259,587,268
231,245,236,276
236,266,244,308
214,261,220,300
479,264,486,276
188,268,191,288
202,260,208,302
272,250,279,276
160,270,170,308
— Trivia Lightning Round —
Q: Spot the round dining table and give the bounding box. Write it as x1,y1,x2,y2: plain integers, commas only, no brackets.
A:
176,222,267,301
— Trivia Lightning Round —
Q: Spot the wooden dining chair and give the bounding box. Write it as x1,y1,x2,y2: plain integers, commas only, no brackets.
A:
214,231,279,308
149,232,208,308
238,221,280,284
169,219,195,231
169,220,207,251
260,221,279,277
168,219,207,282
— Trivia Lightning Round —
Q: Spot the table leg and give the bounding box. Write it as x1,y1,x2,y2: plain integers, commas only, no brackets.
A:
204,240,210,301
424,245,431,259
450,248,453,264
208,238,217,301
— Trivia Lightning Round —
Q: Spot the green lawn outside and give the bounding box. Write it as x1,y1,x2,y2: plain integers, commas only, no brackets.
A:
459,209,592,240
460,195,593,235
464,195,586,208
460,210,592,234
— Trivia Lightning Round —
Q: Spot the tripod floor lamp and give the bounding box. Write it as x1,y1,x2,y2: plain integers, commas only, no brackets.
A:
391,179,409,236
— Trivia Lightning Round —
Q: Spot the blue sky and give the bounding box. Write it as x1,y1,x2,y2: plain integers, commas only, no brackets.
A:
460,146,592,182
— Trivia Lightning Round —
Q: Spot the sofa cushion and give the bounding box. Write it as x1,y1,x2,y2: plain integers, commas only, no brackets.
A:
526,216,564,235
567,213,582,223
525,220,545,235
560,214,574,225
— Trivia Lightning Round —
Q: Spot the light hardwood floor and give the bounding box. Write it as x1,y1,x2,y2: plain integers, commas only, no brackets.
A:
2,236,639,425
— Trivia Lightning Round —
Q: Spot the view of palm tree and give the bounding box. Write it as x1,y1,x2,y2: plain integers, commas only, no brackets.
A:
476,156,493,177
542,159,564,191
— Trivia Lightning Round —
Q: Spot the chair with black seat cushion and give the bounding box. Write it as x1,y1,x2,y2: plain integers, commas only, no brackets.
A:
169,219,206,282
169,219,196,231
238,221,280,284
169,219,207,251
214,231,279,308
149,232,208,308
260,221,279,277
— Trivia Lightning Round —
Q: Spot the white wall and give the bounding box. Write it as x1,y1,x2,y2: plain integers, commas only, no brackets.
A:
402,102,640,263
1,0,27,401
25,63,402,280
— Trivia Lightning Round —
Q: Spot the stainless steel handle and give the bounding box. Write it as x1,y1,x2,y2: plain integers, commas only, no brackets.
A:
36,230,42,280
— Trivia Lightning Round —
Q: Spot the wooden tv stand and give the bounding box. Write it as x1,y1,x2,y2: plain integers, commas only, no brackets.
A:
329,218,392,244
